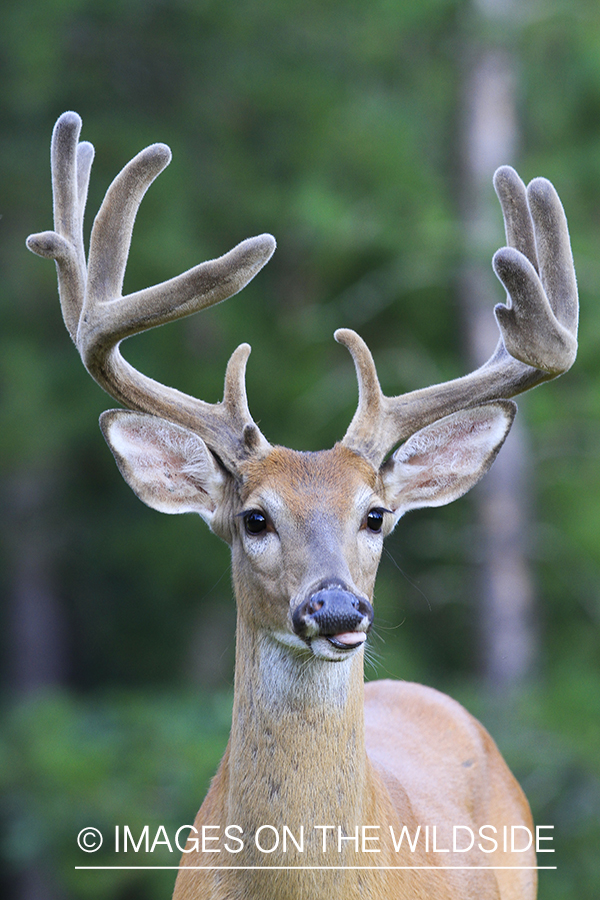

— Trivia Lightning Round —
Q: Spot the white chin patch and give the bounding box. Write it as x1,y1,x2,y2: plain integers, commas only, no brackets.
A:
270,630,367,661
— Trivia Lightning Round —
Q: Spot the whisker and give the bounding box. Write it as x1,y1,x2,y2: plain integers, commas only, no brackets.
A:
383,546,432,612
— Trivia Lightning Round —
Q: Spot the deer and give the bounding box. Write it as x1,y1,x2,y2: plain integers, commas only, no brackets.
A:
27,111,578,900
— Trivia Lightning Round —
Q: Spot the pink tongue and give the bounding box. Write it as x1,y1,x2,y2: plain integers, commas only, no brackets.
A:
332,632,367,646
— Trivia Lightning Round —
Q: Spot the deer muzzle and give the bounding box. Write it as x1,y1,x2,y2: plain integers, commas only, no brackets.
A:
292,581,374,650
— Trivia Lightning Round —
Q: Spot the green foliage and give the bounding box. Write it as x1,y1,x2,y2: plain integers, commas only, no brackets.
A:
0,691,231,899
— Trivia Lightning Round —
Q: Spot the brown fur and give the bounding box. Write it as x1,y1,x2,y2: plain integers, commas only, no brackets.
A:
171,444,536,900
240,444,379,507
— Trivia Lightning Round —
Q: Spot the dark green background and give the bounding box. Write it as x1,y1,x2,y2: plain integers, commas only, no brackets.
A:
0,1,598,897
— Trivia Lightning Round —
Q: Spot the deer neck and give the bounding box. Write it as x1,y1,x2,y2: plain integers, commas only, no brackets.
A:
225,616,369,843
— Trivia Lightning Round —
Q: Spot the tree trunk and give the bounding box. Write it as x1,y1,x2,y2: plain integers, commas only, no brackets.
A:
6,469,67,691
4,468,68,900
458,7,538,686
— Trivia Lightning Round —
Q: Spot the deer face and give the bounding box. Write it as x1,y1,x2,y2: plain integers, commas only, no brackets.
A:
101,402,514,662
229,445,382,661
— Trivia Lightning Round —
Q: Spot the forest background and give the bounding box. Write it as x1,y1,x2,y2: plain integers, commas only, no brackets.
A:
1,0,599,898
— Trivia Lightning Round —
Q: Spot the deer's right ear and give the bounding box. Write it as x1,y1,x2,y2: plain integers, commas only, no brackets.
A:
99,410,227,524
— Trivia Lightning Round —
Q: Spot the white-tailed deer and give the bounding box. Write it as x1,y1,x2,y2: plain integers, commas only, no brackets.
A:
28,112,578,900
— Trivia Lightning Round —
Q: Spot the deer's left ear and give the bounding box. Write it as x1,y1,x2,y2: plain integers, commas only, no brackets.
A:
380,401,516,524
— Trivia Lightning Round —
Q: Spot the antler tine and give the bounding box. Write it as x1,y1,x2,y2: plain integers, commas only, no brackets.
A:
27,112,275,473
341,165,578,466
334,329,387,462
27,112,95,341
492,171,578,373
85,140,173,313
492,165,538,269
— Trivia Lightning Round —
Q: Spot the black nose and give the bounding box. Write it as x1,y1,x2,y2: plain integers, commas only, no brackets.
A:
292,583,374,640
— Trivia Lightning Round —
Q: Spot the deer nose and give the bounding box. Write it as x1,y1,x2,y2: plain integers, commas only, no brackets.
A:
292,582,374,646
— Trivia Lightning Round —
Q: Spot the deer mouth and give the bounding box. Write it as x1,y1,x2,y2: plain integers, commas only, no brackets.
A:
326,632,368,650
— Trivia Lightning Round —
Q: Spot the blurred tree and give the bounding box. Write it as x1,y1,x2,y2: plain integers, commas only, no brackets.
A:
457,0,538,686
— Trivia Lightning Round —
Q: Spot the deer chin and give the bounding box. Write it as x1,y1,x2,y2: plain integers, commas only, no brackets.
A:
269,629,366,661
310,632,367,661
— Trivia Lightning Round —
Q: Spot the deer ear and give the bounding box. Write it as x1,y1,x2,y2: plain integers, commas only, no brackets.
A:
99,410,227,524
381,402,516,523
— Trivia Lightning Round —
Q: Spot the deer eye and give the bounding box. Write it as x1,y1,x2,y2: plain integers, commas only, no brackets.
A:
365,508,387,534
243,510,268,535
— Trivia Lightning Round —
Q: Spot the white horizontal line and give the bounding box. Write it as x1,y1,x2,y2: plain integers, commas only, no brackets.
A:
75,865,556,871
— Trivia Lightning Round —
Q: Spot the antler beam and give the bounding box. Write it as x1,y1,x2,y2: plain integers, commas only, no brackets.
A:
27,112,276,471
339,166,578,466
